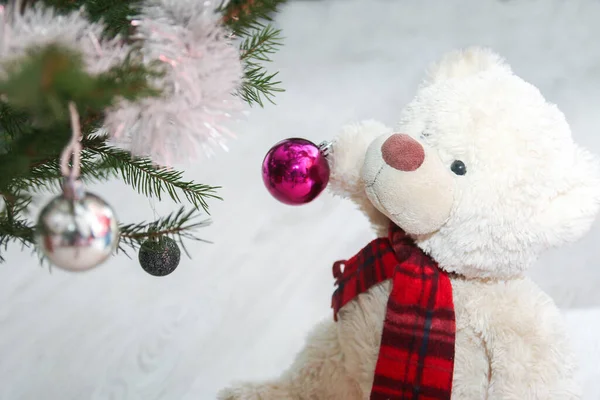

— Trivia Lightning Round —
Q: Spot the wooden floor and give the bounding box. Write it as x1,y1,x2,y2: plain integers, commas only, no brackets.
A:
1,1,600,399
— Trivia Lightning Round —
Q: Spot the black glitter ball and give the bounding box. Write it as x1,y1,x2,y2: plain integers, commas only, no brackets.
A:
138,237,181,276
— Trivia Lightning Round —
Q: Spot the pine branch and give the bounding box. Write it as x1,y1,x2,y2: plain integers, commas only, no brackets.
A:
0,43,161,125
238,24,283,106
118,207,210,255
0,206,210,263
240,24,281,62
0,44,161,191
0,2,240,265
0,217,34,244
0,102,29,152
0,185,43,263
7,144,115,194
84,139,221,213
0,133,219,264
238,25,285,106
240,64,283,106
35,0,142,38
0,213,35,262
220,0,286,107
221,0,286,35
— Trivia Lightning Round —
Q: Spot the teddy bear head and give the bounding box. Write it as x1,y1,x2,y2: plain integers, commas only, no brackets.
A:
361,47,600,279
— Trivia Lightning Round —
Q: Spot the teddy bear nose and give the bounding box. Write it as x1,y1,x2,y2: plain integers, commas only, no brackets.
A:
381,134,425,171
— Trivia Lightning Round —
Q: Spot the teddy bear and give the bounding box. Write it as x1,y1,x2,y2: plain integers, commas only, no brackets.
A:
218,47,600,399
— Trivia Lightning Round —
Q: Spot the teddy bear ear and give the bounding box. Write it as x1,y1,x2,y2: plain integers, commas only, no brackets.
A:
328,120,392,198
423,46,512,85
536,146,600,247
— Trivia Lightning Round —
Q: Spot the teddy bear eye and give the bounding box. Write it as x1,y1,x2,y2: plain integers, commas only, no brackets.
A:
450,160,467,175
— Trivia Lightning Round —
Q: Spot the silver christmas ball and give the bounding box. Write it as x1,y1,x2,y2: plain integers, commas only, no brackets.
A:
35,179,119,271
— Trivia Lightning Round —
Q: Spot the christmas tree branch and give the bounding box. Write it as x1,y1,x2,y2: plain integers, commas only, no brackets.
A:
0,43,160,191
0,204,210,262
221,0,286,107
0,209,35,261
238,24,283,106
0,43,161,126
0,0,287,267
240,24,281,62
222,0,284,35
36,0,142,38
118,207,210,254
0,217,34,245
1,132,220,215
84,140,221,213
0,102,29,152
7,146,116,194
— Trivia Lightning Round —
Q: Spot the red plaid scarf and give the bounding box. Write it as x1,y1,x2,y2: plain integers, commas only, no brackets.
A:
331,224,456,400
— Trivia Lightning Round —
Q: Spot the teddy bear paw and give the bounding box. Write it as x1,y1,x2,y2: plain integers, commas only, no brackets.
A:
217,384,257,400
217,382,290,400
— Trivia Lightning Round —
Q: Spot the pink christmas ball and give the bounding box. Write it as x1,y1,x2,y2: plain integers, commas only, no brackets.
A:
262,138,330,205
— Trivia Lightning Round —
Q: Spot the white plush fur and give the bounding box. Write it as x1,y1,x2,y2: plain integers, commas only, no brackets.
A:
218,47,600,399
328,120,392,237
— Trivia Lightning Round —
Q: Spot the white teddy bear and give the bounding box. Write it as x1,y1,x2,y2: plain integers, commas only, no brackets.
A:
219,47,600,399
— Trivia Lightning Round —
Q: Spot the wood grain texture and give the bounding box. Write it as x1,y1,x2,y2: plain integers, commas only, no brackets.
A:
1,0,600,399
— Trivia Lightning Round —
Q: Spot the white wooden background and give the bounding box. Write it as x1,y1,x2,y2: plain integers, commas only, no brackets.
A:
1,1,600,399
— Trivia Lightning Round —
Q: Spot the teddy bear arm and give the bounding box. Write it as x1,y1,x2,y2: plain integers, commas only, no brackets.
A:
482,286,581,399
329,120,391,235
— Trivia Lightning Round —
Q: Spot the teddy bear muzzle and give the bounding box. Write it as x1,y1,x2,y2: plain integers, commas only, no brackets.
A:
362,133,455,235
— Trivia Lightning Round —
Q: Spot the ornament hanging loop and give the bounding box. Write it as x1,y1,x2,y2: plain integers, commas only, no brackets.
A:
319,140,333,158
60,101,82,178
59,102,84,200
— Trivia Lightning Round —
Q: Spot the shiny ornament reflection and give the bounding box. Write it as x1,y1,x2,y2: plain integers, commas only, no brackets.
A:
35,181,119,271
262,138,330,205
